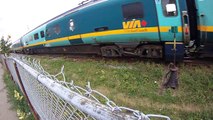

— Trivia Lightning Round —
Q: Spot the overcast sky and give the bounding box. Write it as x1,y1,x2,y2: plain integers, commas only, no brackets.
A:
0,0,80,41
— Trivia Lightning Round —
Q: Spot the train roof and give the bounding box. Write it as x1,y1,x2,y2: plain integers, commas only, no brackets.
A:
20,0,107,38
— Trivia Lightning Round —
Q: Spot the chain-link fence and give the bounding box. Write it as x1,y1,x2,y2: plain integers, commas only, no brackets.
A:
0,54,171,120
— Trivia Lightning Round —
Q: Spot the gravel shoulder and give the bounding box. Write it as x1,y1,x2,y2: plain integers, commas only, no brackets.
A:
0,63,18,120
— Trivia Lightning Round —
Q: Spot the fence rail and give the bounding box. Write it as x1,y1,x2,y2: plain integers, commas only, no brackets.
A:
0,54,171,120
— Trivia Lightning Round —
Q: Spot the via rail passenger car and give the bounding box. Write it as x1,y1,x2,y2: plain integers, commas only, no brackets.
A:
12,0,213,61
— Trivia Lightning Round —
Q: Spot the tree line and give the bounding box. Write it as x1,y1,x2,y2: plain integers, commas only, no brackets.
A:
0,35,11,55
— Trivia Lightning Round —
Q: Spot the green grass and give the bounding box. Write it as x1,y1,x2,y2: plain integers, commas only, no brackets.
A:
29,55,213,119
3,71,34,120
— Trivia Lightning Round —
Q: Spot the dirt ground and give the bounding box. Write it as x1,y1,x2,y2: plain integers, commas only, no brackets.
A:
0,63,18,120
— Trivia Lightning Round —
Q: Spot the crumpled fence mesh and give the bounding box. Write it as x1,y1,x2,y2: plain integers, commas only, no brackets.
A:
0,54,171,120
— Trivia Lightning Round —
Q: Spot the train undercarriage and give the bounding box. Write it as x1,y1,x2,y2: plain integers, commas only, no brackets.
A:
19,43,174,60
17,40,211,61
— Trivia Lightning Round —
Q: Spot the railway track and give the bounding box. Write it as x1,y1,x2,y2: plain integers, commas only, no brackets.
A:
183,58,213,67
13,53,213,67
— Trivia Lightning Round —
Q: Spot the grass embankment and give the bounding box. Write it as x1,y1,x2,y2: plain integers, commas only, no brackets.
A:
3,72,34,120
34,55,212,119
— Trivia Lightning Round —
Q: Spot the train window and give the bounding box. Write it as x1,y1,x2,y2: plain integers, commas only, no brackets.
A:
162,0,178,17
95,27,108,32
34,33,39,40
69,19,75,31
46,28,51,37
53,25,61,35
40,31,45,38
29,36,33,41
122,2,144,20
25,37,29,42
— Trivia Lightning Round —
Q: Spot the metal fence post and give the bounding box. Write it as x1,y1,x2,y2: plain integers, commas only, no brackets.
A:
3,57,16,84
3,57,9,71
13,62,40,120
3,58,9,71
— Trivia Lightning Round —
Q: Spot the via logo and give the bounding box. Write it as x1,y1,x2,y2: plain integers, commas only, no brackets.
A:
122,20,147,29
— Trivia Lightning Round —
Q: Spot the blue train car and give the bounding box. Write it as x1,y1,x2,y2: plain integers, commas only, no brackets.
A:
45,0,166,57
195,0,213,57
11,38,23,53
12,0,213,61
21,25,46,54
196,0,213,43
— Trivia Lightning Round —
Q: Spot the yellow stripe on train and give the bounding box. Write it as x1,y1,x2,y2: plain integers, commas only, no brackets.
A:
22,26,183,48
198,26,213,32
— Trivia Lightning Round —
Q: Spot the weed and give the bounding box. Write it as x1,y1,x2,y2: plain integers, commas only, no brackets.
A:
3,72,34,120
32,55,213,119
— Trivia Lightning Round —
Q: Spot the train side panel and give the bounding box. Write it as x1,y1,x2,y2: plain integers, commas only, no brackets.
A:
15,0,209,60
155,0,183,42
21,25,46,53
11,39,23,52
80,0,160,44
45,0,160,47
155,0,185,61
196,0,213,44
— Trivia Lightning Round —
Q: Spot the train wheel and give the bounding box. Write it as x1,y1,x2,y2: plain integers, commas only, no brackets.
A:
23,49,34,55
101,46,122,57
136,45,163,58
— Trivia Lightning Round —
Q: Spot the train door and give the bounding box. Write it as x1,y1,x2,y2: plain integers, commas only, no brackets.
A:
155,0,184,61
195,0,213,44
185,0,198,44
155,0,182,41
